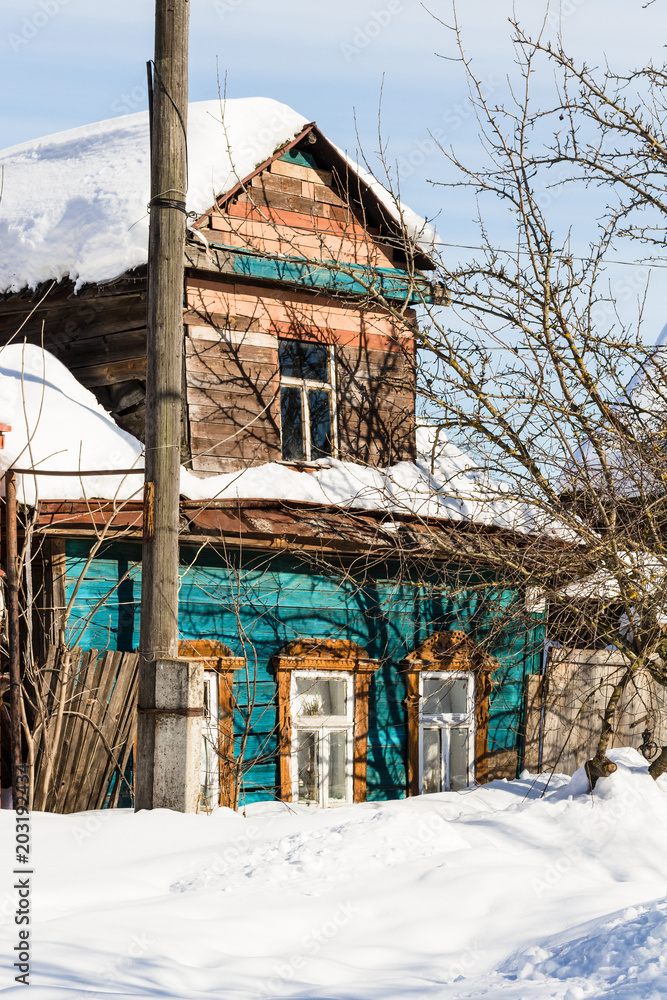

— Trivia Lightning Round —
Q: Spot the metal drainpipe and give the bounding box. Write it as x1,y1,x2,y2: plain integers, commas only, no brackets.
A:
0,427,21,810
537,639,555,772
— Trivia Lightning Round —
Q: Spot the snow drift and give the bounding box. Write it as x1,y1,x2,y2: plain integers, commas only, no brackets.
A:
1,749,666,999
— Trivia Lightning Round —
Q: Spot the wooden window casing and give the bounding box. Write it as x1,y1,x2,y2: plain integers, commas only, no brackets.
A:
272,639,380,804
178,639,246,808
401,631,497,796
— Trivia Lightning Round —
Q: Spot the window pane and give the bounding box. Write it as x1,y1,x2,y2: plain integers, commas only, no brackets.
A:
297,731,319,803
449,728,470,792
422,728,442,794
200,675,219,805
278,339,303,379
422,676,469,715
281,386,304,461
279,340,329,381
301,343,330,381
295,676,347,717
308,388,333,459
328,731,348,801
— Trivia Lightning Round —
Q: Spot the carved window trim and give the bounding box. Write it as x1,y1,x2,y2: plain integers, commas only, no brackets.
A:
272,638,380,804
178,640,246,809
400,631,497,796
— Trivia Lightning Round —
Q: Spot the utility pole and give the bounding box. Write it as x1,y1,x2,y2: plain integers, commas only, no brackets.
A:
136,0,199,811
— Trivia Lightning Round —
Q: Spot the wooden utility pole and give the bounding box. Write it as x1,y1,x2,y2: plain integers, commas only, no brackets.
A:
136,0,191,810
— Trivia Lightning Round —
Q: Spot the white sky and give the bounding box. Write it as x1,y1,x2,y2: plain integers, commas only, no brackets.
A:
1,0,666,337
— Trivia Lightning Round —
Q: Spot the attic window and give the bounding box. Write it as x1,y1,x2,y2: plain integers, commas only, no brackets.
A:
279,339,336,461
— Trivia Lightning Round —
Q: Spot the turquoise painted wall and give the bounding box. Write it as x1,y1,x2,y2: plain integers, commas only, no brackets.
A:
64,539,544,805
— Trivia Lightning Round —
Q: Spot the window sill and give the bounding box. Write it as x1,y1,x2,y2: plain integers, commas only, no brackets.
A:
276,459,338,471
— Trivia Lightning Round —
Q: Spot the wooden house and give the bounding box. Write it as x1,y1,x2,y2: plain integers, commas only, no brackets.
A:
0,101,549,810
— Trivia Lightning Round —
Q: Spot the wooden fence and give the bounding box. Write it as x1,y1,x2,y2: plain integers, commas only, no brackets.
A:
32,646,138,812
523,647,667,775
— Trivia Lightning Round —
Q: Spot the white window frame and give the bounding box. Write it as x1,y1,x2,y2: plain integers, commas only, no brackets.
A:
279,343,338,461
418,670,475,794
200,670,220,809
290,669,353,807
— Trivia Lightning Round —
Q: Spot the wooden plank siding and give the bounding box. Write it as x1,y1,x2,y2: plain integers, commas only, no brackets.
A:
63,538,545,804
201,156,397,271
523,648,667,775
184,273,416,471
182,148,417,473
0,144,420,476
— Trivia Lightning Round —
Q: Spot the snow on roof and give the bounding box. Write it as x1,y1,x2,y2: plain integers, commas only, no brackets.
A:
0,98,435,295
0,99,307,293
0,344,144,503
0,344,558,538
565,322,667,495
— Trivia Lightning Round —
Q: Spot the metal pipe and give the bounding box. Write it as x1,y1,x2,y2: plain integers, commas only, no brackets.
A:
5,471,22,808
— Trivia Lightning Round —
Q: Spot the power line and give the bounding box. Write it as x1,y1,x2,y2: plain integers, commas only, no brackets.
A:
432,240,667,268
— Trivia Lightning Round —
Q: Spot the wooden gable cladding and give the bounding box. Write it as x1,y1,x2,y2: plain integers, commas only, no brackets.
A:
183,140,418,473
271,638,381,804
195,152,398,273
184,274,416,473
401,631,499,794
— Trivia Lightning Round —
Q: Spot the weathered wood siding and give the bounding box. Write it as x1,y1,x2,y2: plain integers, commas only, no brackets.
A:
182,147,417,474
64,539,544,803
523,648,667,775
198,151,398,269
336,338,415,465
184,279,415,472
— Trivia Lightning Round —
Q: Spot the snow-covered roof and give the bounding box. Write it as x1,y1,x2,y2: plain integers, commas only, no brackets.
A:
564,323,667,496
0,344,561,538
0,98,436,295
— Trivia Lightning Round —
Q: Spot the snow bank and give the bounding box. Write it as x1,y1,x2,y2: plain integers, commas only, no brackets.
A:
0,344,559,535
1,749,667,999
0,97,435,295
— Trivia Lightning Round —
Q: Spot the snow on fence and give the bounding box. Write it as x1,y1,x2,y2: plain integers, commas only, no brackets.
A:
523,647,667,775
31,646,138,812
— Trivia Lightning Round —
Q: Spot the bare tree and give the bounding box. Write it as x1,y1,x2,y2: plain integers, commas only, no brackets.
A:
354,4,667,786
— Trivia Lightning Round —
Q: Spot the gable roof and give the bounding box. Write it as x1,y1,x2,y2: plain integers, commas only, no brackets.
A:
0,98,436,295
205,120,436,271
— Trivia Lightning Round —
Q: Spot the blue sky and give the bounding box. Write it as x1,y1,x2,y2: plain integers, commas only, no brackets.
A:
2,0,666,337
